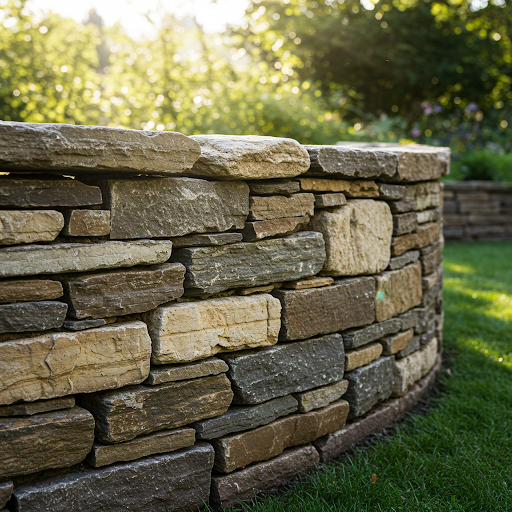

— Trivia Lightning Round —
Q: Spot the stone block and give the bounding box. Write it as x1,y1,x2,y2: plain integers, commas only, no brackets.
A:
392,212,417,236
467,225,505,239
375,262,422,322
86,428,196,467
273,277,375,341
171,232,243,248
193,395,298,440
380,329,414,355
457,191,490,202
282,276,334,289
293,380,348,413
0,239,174,278
396,335,420,359
247,179,301,196
443,226,464,240
0,301,68,333
345,342,383,371
391,233,418,257
0,481,12,509
421,266,443,306
189,135,310,179
62,318,107,331
417,208,441,224
344,356,394,417
241,215,309,241
82,374,233,443
404,181,440,210
0,406,94,479
389,199,416,213
172,232,325,296
420,329,436,345
211,446,319,509
299,177,379,197
219,334,345,404
0,177,102,208
459,201,500,214
0,121,200,175
0,397,75,417
0,321,151,405
308,200,392,276
145,294,281,364
99,177,249,240
342,318,401,349
0,278,63,304
62,209,110,236
377,183,406,200
314,193,347,207
11,443,214,512
388,250,420,270
62,263,185,320
0,210,64,245
399,308,419,331
145,357,228,385
212,400,349,473
416,222,441,248
248,193,315,221
420,242,443,275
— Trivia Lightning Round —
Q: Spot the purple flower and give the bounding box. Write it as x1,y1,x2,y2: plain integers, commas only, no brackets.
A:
468,102,478,112
435,105,443,113
412,128,420,137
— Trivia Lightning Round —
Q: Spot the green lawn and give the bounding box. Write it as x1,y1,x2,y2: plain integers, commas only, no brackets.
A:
222,240,512,512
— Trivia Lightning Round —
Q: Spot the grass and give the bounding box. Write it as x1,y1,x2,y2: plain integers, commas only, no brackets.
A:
218,240,512,512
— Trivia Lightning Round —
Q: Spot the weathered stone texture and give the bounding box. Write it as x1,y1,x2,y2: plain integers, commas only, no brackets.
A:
388,250,420,270
308,200,392,276
314,193,347,208
62,209,110,236
0,240,174,278
0,279,63,304
241,215,309,241
145,357,228,385
0,210,64,245
193,395,298,440
189,135,310,180
0,121,201,175
0,301,67,335
0,397,75,417
62,318,107,331
99,177,249,240
273,277,375,341
299,178,379,197
0,481,12,509
171,232,243,248
248,193,315,221
389,199,416,214
417,208,441,224
420,241,443,275
345,342,383,371
0,321,151,405
396,335,421,359
247,179,301,196
293,380,348,413
391,233,418,257
145,294,281,364
282,276,334,290
0,406,95,479
237,284,275,295
172,232,325,296
404,181,441,210
416,222,441,248
62,263,185,320
219,334,345,404
380,329,414,355
375,262,422,322
11,443,215,512
82,374,233,443
342,318,401,349
377,183,406,200
392,212,418,236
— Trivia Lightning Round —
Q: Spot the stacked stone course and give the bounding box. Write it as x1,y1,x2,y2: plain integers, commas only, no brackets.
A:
0,122,447,511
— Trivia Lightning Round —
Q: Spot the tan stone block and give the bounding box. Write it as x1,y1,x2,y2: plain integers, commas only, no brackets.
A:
404,182,440,210
299,178,379,197
0,279,63,304
417,208,441,224
145,294,281,364
308,200,392,276
293,380,348,413
282,276,334,290
416,222,441,248
241,215,309,241
0,321,151,405
314,193,347,208
391,233,418,257
62,209,110,236
248,194,315,221
345,342,383,371
380,329,414,355
0,210,63,245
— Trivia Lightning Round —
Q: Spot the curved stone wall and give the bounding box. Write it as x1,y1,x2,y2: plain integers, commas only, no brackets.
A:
0,124,446,511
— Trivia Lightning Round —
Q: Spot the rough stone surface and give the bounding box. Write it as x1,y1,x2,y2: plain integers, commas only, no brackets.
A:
172,232,325,296
416,222,441,248
0,321,151,405
62,318,107,331
11,443,214,512
421,242,443,275
417,208,441,224
0,301,68,333
314,193,347,208
0,279,63,304
0,177,102,208
62,263,185,320
247,179,301,196
0,239,174,278
299,178,379,197
392,212,418,236
189,135,310,180
0,397,75,417
282,276,334,290
391,233,418,257
171,232,243,248
304,145,396,179
0,481,12,509
308,200,392,276
404,181,441,210
211,446,319,509
399,308,419,331
0,210,64,245
212,400,349,473
375,262,422,322
396,335,421,359
345,356,394,418
62,209,110,236
86,428,196,467
82,374,233,443
145,357,228,385
248,193,315,221
145,294,281,364
377,183,406,200
99,177,249,240
237,284,275,295
241,215,309,241
380,329,414,355
274,277,375,341
342,318,401,349
0,121,200,175
389,199,417,213
219,334,345,404
193,395,298,440
345,342,383,371
388,250,420,270
293,380,348,413
0,406,95,479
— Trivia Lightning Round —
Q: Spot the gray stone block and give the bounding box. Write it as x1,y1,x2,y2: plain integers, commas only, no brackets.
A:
63,318,107,331
342,318,401,349
248,179,301,196
171,232,243,248
0,397,75,417
396,335,420,359
145,357,228,385
377,183,406,200
388,250,420,270
0,301,67,334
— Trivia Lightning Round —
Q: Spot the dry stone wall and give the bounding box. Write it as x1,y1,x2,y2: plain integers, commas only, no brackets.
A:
0,122,447,511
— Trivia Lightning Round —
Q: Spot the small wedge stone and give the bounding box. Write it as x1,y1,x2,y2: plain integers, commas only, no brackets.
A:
237,284,275,295
145,357,228,385
62,209,110,236
62,318,107,331
380,329,414,355
345,342,383,371
0,301,67,334
0,210,64,245
0,397,75,417
282,276,334,290
293,380,348,413
241,215,309,241
247,179,301,196
342,318,402,349
171,232,243,248
0,279,63,304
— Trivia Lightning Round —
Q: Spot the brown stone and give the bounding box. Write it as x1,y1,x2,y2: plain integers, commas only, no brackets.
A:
457,191,490,202
416,222,441,248
62,209,110,236
380,329,414,355
345,342,383,371
248,193,315,221
82,373,233,443
247,179,301,196
404,181,441,210
145,357,228,385
293,380,348,413
393,212,418,236
171,232,243,248
377,183,406,200
0,279,63,304
0,210,64,245
282,276,334,290
314,193,347,208
420,242,443,275
391,233,418,257
0,481,13,509
0,397,75,417
212,400,349,473
388,250,420,270
237,284,275,295
0,406,94,479
241,215,309,241
273,277,375,341
375,262,422,322
389,199,416,213
299,178,379,197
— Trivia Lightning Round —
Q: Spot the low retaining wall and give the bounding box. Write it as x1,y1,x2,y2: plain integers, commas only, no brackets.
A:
443,181,512,241
0,124,447,511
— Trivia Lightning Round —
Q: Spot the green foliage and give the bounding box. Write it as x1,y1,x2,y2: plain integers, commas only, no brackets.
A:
449,149,512,183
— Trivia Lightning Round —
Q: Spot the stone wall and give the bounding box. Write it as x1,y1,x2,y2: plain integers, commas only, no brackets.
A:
443,181,512,241
0,123,447,512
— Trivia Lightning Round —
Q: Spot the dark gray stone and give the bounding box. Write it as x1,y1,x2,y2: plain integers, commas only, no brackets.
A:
389,199,417,213
63,318,107,331
399,309,419,331
172,232,325,296
11,443,214,512
0,301,67,334
392,212,418,236
396,336,420,359
342,318,401,349
0,397,75,417
388,250,420,271
219,334,344,405
193,395,298,440
171,232,243,248
420,329,436,345
247,179,301,196
145,357,229,385
415,304,436,334
344,356,395,418
377,183,406,200
0,481,12,509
